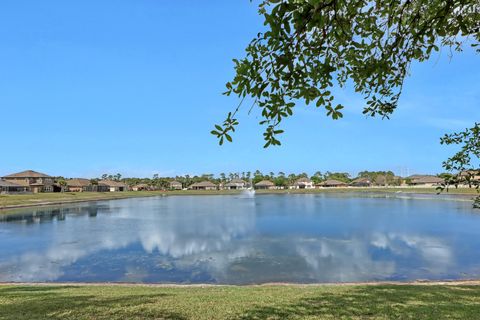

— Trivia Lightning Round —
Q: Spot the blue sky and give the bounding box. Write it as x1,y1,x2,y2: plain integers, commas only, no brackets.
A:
1,0,479,178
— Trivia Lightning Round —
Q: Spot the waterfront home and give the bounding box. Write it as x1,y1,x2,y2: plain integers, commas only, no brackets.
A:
350,177,372,187
99,180,128,192
458,170,480,186
132,184,150,191
255,180,275,190
1,170,54,193
0,179,28,194
225,179,247,190
407,175,444,187
291,177,314,189
317,179,348,188
188,181,217,190
169,180,183,190
66,179,96,192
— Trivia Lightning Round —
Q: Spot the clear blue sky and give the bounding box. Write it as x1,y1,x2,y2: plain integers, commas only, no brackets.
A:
1,0,479,178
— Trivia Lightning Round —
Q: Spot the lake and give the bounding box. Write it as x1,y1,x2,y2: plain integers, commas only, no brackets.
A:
0,193,479,284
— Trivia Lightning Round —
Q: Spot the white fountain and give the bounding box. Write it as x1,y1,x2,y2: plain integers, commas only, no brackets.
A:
242,187,256,198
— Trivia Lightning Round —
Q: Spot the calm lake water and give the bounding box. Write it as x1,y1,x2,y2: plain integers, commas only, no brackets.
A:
0,193,479,284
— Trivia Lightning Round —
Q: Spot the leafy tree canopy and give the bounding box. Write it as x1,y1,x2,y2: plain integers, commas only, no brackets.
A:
212,0,479,147
439,122,480,206
325,171,351,183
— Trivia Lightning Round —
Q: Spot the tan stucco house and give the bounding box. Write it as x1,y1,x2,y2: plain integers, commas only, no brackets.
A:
66,179,97,192
225,179,247,190
169,181,183,190
255,180,276,190
2,170,54,193
291,177,314,189
317,179,348,188
0,179,28,194
188,181,217,190
99,180,128,192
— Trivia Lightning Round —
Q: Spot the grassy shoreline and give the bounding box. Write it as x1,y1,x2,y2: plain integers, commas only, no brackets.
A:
1,283,479,319
1,187,477,212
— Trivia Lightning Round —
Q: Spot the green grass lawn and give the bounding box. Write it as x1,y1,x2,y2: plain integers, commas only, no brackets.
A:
0,191,164,209
1,187,477,211
0,284,479,319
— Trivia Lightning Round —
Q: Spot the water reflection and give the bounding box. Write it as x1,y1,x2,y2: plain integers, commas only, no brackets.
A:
0,194,479,283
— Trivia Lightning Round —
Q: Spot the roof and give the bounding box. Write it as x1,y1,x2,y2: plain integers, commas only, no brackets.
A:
352,177,371,183
99,180,128,187
67,178,92,187
225,179,247,187
0,180,24,187
255,180,275,186
460,170,480,177
30,182,45,186
319,179,348,186
170,181,182,185
230,179,246,184
6,180,30,187
410,175,444,184
295,177,312,184
3,170,52,178
190,181,217,187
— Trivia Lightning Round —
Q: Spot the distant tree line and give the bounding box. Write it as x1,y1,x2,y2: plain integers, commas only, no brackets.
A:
88,170,448,190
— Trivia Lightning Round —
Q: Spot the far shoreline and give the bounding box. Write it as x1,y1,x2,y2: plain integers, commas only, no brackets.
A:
0,187,477,213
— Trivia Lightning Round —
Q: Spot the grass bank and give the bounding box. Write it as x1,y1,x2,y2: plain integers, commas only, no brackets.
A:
0,283,479,319
0,191,164,210
1,187,477,211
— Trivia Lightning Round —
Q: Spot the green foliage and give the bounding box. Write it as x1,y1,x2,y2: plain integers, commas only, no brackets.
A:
439,123,480,207
214,0,479,146
325,171,351,183
274,175,288,187
356,170,400,186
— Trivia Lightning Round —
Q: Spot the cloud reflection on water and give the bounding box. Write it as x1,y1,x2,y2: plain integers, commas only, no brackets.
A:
0,195,468,283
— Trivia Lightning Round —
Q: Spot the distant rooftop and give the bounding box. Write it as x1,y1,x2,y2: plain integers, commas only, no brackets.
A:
255,180,274,186
67,178,92,187
3,170,52,179
190,181,217,187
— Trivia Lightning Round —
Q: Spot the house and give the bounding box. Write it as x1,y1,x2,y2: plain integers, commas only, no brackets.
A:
66,179,96,192
407,175,444,187
99,180,129,192
317,179,348,187
458,170,480,186
1,170,54,193
0,179,28,194
169,181,183,190
255,180,275,190
188,181,217,190
132,184,150,191
291,177,314,189
225,179,247,190
350,177,372,187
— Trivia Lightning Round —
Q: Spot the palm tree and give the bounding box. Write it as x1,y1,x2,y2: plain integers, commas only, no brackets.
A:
57,179,67,192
